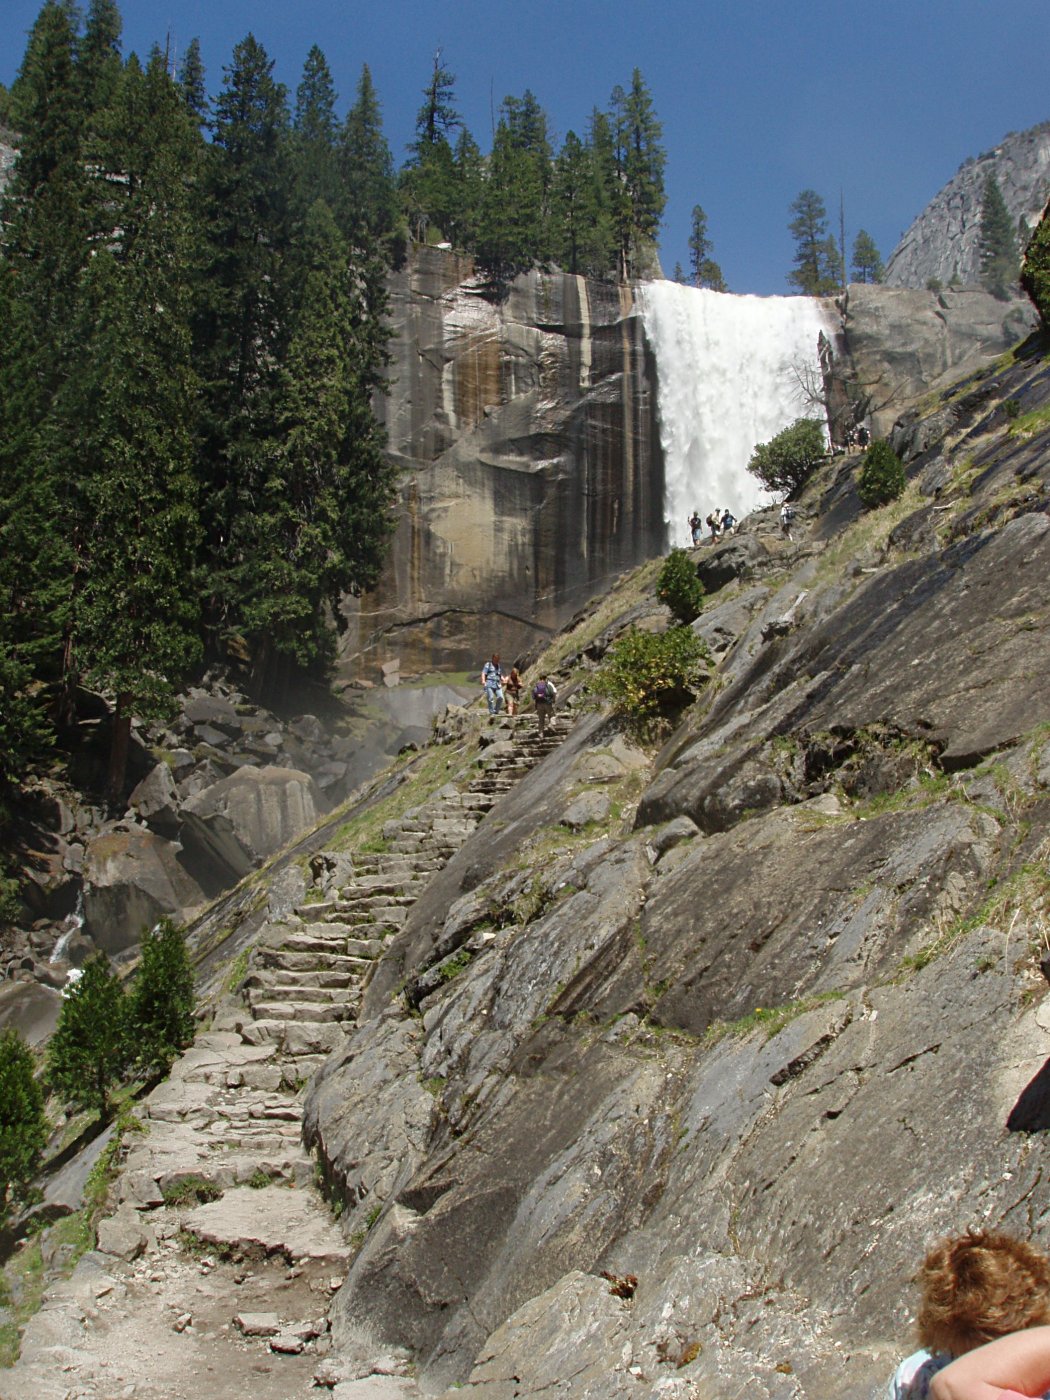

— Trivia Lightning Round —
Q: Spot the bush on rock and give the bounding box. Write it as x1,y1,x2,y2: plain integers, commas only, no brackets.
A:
657,548,705,624
858,439,906,508
591,625,709,733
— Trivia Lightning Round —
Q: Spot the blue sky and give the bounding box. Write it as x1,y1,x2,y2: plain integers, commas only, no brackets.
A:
3,0,1047,294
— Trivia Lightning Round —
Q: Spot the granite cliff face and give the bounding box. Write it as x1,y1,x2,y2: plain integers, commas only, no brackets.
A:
829,281,1039,438
885,120,1050,289
302,332,1050,1396
339,249,1037,684
339,248,665,678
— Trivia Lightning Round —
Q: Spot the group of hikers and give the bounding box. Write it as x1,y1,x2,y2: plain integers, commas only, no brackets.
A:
688,508,738,546
886,1226,1050,1399
480,654,558,736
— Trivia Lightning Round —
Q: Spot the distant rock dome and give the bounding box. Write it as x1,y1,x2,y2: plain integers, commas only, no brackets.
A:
885,120,1050,289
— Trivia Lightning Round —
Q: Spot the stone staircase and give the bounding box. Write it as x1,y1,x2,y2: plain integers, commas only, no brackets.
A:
122,710,571,1202
233,711,565,1073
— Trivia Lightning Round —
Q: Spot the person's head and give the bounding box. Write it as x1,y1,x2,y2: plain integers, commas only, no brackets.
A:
491,653,499,665
916,1229,1050,1356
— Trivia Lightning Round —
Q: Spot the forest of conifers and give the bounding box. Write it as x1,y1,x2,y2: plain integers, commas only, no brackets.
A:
0,0,669,831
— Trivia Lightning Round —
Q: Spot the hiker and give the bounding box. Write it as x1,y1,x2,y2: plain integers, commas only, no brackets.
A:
689,510,703,546
721,508,736,536
780,501,795,540
857,423,871,449
886,1229,1050,1400
505,666,523,716
706,510,720,543
928,1327,1050,1400
532,674,557,737
481,653,505,716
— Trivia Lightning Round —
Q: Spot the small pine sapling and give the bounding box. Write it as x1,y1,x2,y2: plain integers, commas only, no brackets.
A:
656,548,705,624
857,440,906,508
127,918,196,1077
0,1028,48,1223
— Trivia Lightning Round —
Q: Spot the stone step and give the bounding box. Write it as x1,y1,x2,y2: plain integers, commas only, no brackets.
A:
248,1002,351,1023
247,983,348,1006
240,1020,348,1056
256,949,363,973
275,933,348,955
244,969,354,991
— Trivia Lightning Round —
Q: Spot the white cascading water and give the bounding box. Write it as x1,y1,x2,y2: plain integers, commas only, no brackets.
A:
637,281,834,546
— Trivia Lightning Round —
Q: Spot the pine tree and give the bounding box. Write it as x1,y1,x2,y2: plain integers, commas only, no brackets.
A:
0,0,90,727
851,229,884,283
579,107,620,280
688,204,726,290
77,0,123,124
401,50,460,243
127,918,196,1076
477,91,552,281
552,130,590,274
1020,197,1050,326
291,45,339,216
979,176,1018,299
0,1028,47,1222
449,125,484,251
233,199,397,691
47,954,129,1119
615,70,666,279
196,34,291,616
177,36,207,125
58,52,203,804
339,64,398,248
788,190,840,295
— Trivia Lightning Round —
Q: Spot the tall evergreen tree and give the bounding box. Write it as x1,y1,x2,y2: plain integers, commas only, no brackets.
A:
579,107,620,280
477,91,552,280
339,64,398,247
196,33,291,624
552,130,590,274
614,70,666,279
0,0,89,727
233,199,397,692
77,0,123,123
688,204,726,290
979,176,1018,298
788,189,840,295
58,52,203,803
291,44,339,215
449,124,484,250
851,229,884,283
401,50,460,243
177,36,207,125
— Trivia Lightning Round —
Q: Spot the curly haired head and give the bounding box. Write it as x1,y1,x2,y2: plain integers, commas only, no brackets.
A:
917,1229,1050,1355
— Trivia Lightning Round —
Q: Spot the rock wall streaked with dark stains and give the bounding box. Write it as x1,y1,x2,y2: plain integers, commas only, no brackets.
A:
338,248,666,679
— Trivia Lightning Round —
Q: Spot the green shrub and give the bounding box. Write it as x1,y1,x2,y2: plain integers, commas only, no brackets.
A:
656,548,705,624
1021,198,1050,327
857,440,906,508
0,1029,47,1224
590,626,708,729
127,918,196,1077
747,418,826,494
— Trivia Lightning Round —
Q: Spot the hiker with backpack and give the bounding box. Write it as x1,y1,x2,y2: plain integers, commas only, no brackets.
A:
532,675,558,737
481,653,506,716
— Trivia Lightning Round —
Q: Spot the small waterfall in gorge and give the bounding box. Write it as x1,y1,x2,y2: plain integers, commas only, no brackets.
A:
637,281,834,546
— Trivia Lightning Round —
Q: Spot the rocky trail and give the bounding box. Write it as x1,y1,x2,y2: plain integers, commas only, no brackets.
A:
4,711,569,1400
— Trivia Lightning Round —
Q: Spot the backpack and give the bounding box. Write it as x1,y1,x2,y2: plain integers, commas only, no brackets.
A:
533,680,549,702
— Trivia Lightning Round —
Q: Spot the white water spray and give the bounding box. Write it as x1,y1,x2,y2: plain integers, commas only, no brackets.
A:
637,282,833,545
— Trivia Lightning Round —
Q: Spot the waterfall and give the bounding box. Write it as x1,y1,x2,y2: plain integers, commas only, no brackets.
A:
637,281,834,546
50,890,84,964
